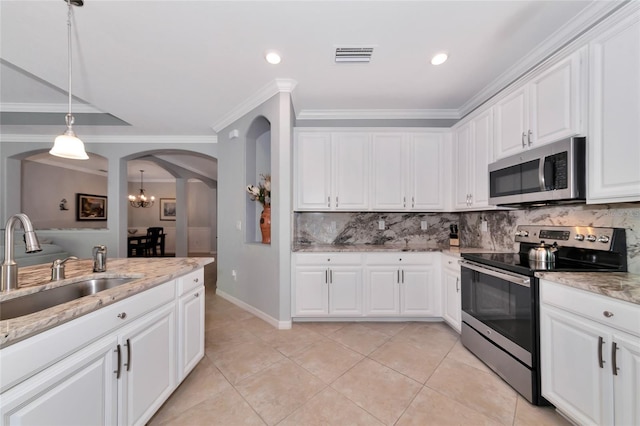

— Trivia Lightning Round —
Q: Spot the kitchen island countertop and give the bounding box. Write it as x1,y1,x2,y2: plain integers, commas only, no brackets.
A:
536,271,640,305
0,257,213,348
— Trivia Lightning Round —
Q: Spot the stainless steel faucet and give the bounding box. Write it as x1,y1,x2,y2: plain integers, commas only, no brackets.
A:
1,213,42,292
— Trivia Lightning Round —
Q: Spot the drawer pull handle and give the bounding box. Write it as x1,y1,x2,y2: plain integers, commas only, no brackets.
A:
194,292,200,297
598,336,605,368
455,277,460,293
115,345,122,379
612,342,619,376
117,312,127,320
603,311,614,318
194,278,199,283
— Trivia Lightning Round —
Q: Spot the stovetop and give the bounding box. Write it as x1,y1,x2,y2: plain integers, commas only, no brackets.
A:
461,252,622,276
461,225,628,276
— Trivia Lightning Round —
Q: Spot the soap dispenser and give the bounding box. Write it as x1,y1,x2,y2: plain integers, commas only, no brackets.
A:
93,245,107,272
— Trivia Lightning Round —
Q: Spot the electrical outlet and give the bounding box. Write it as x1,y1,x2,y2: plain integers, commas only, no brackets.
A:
378,220,385,230
481,220,488,232
231,270,237,281
420,220,428,230
236,220,242,230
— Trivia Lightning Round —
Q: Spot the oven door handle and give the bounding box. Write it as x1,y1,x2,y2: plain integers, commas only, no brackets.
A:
460,260,531,288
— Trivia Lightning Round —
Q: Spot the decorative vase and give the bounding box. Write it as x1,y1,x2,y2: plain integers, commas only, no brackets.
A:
260,205,271,244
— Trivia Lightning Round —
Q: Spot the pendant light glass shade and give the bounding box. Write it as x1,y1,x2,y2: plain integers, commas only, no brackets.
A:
50,0,89,161
50,114,89,160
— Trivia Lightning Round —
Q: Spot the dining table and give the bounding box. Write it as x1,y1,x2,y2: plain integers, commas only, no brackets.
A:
127,233,166,257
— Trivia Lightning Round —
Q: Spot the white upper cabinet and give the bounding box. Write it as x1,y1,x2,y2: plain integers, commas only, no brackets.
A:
294,130,369,211
453,109,494,210
371,131,446,211
587,6,640,204
494,48,586,159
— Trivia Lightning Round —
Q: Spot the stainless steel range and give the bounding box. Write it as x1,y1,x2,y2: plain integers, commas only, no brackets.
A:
460,225,627,405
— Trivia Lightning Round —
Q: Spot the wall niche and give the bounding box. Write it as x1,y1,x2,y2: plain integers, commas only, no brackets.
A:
245,116,271,244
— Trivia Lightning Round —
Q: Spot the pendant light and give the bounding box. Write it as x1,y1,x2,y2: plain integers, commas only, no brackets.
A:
128,170,155,208
50,0,89,160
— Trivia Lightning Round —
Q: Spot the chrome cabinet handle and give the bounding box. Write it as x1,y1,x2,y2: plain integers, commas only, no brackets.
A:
411,197,415,208
327,196,330,208
401,270,405,284
522,132,526,148
117,312,127,320
194,292,200,297
528,130,532,146
329,269,333,284
194,278,199,283
455,277,460,292
325,269,328,284
598,336,605,368
397,270,400,283
335,197,339,208
603,311,614,318
124,338,132,371
403,197,406,208
612,342,619,375
115,344,122,379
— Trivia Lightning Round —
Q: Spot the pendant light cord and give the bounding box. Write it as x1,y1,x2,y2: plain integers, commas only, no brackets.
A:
66,0,74,127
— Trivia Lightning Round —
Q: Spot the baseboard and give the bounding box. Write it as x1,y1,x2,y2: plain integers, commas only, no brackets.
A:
215,289,292,330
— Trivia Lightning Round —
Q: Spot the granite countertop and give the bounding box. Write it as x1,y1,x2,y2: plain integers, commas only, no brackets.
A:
0,257,214,348
292,243,503,256
536,271,640,305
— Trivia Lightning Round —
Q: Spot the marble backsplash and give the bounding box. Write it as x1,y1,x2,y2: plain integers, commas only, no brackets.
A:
293,203,640,273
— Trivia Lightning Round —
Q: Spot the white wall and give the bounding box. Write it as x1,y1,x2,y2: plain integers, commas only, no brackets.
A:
217,92,293,325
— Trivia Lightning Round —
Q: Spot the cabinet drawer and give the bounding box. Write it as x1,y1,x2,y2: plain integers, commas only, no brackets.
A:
365,253,434,265
294,253,363,266
540,279,640,337
0,280,176,394
177,269,204,296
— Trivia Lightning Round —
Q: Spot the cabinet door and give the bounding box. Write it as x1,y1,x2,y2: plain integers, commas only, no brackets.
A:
178,285,205,382
294,266,329,316
529,50,583,146
588,10,640,203
494,86,528,159
400,266,436,316
470,109,493,207
294,132,332,210
441,265,461,333
409,133,444,210
371,133,407,210
365,267,400,315
0,336,117,426
540,305,614,426
333,133,370,210
119,303,177,426
328,266,363,316
453,123,472,209
613,332,640,426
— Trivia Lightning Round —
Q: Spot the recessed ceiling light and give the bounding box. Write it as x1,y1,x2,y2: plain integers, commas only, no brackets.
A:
265,51,281,65
431,53,448,66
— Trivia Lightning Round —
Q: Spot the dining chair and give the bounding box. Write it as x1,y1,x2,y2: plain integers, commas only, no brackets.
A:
145,227,164,257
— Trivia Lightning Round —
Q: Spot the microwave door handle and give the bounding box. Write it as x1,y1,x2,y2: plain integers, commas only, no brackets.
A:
539,158,546,191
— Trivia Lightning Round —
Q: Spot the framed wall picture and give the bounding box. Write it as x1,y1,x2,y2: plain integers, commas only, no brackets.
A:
160,198,176,221
76,193,107,221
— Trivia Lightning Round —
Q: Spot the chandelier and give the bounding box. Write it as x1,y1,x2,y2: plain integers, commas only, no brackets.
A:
49,0,89,160
128,170,155,208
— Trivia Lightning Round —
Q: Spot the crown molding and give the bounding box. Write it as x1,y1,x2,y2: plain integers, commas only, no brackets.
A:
210,78,298,132
296,108,460,121
458,0,627,117
0,134,217,144
0,102,105,114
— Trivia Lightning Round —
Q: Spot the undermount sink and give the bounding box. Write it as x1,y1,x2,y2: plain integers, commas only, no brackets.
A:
0,277,136,321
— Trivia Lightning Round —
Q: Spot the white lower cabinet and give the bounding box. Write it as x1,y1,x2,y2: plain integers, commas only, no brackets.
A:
293,253,363,317
540,279,640,426
441,254,461,333
0,267,207,426
364,253,439,317
177,270,205,381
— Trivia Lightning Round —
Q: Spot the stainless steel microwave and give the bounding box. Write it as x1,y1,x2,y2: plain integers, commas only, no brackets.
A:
488,137,586,206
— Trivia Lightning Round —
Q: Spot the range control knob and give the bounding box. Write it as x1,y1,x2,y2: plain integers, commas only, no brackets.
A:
515,230,529,237
586,235,597,242
597,235,610,243
574,234,585,241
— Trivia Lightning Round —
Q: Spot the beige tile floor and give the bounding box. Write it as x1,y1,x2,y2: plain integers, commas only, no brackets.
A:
149,292,572,426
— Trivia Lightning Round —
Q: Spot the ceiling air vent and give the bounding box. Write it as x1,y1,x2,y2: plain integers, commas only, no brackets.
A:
335,47,374,63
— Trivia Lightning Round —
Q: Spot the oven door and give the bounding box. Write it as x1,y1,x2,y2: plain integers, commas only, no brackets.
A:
460,260,535,367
